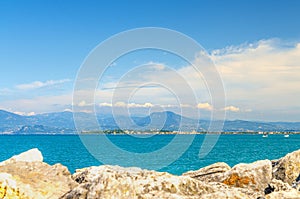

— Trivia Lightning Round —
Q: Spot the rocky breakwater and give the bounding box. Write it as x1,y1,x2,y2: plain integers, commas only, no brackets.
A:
0,149,300,199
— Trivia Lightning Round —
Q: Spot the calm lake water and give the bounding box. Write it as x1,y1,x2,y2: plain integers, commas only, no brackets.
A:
0,134,299,174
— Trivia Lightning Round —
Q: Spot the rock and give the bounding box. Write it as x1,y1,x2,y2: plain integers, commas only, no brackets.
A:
264,184,275,195
184,160,272,196
62,165,247,199
205,182,256,199
221,160,272,194
265,189,300,199
0,148,43,166
292,173,300,189
273,149,300,185
200,189,251,199
0,173,28,199
2,148,300,199
268,178,292,192
63,165,212,198
182,162,231,182
0,150,76,199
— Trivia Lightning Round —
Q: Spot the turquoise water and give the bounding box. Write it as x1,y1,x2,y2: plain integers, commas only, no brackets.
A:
0,134,299,174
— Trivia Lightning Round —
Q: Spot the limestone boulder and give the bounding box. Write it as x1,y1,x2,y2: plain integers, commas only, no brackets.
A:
205,182,257,199
273,149,300,185
62,165,248,199
269,178,292,192
182,162,231,182
265,189,300,199
0,148,43,166
0,149,76,199
0,173,29,199
183,160,273,195
1,148,300,199
221,160,272,193
200,190,251,199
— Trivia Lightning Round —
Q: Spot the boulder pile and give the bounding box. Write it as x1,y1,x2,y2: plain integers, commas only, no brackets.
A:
1,148,300,198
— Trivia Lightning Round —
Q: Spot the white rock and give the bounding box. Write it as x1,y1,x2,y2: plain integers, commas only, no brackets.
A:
0,150,75,199
62,165,248,199
0,148,43,166
265,189,300,199
182,162,231,182
221,160,272,193
273,149,300,185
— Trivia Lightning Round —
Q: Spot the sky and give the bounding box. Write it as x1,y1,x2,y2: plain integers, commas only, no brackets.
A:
0,0,300,121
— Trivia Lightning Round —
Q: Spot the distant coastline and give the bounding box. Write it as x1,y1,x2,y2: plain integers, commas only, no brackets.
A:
80,130,300,135
1,110,300,134
1,130,299,135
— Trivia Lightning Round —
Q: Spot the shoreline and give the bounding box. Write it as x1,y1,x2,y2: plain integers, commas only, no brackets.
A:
0,131,300,135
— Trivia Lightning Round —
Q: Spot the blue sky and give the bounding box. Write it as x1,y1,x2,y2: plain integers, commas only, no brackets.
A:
0,0,300,121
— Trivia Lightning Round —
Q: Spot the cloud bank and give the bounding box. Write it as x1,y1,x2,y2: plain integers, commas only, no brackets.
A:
16,79,71,90
1,39,299,121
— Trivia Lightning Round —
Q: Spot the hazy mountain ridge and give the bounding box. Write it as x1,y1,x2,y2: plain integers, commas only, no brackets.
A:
0,110,299,134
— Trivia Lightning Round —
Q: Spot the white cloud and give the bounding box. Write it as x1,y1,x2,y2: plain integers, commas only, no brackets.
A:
13,111,35,116
0,88,13,96
224,106,240,112
114,101,127,107
99,102,113,107
98,102,190,109
16,79,71,90
145,61,166,70
180,104,192,108
96,63,206,109
160,104,177,108
0,94,72,113
197,103,213,111
209,39,300,119
111,102,154,108
78,101,87,107
3,39,299,121
128,102,154,108
211,39,300,100
27,112,35,116
77,100,96,107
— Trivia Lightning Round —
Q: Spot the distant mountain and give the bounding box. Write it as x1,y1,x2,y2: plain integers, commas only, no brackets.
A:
132,111,199,131
223,120,300,132
27,111,75,129
223,120,277,132
0,110,299,134
14,125,74,134
269,122,300,131
0,110,29,132
0,111,76,134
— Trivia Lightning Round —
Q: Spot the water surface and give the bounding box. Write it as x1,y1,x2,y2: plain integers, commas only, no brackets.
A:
0,134,299,174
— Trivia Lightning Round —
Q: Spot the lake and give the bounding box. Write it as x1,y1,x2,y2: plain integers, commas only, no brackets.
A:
1,134,299,174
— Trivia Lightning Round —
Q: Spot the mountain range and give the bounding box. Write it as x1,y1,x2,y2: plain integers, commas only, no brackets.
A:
0,110,299,134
